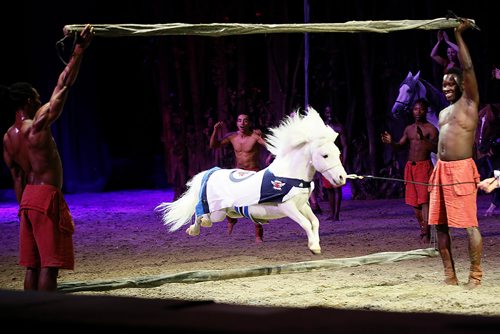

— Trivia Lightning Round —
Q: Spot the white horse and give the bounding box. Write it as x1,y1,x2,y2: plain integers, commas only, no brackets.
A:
155,107,347,254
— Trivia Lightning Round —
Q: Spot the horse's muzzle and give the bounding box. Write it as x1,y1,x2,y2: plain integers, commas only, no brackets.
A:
324,168,347,187
334,173,347,187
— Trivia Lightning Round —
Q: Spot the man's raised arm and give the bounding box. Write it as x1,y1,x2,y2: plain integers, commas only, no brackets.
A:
455,19,479,105
33,24,94,131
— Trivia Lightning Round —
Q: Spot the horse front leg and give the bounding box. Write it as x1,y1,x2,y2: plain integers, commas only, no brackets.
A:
302,203,320,250
280,202,321,254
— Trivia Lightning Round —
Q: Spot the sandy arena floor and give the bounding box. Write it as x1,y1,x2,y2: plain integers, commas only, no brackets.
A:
0,188,499,317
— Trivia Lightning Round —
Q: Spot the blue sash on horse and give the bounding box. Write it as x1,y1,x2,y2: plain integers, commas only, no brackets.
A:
195,167,312,217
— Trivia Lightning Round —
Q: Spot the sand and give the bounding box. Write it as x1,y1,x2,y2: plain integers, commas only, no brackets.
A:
0,189,499,317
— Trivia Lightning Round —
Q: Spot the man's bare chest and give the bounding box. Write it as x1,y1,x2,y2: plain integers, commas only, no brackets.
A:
232,137,258,152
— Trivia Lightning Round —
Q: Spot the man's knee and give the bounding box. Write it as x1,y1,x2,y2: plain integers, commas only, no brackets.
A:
466,226,481,238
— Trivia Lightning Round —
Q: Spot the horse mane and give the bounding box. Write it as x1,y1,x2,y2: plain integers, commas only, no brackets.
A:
266,107,338,156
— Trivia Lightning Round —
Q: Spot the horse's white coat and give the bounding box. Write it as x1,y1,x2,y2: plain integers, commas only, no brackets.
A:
155,107,347,254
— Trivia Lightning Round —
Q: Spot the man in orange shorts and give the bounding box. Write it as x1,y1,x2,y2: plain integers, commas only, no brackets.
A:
382,98,438,244
428,19,482,289
2,25,93,291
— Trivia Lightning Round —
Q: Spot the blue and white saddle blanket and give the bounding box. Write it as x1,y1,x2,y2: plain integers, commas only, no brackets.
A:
195,167,312,217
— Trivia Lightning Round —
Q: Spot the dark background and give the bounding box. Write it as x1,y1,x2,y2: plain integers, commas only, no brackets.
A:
1,0,499,195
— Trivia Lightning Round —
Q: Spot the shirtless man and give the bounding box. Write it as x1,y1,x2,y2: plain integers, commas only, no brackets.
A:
382,98,438,244
210,113,268,242
2,24,93,291
428,19,482,288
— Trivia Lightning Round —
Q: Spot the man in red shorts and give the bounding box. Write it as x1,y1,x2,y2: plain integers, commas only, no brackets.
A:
428,19,482,288
2,24,93,291
382,98,438,244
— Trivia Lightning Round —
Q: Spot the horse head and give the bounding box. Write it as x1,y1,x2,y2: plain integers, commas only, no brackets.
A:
310,136,347,187
391,71,423,119
266,107,347,187
304,108,347,187
391,71,447,129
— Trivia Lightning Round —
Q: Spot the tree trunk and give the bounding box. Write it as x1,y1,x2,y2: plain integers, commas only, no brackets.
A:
359,34,377,176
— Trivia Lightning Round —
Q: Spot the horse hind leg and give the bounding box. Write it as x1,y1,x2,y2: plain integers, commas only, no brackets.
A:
186,216,202,236
190,211,229,235
199,214,213,227
186,224,200,236
209,210,229,222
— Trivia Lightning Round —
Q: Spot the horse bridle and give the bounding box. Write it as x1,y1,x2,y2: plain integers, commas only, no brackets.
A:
316,163,343,174
394,78,423,113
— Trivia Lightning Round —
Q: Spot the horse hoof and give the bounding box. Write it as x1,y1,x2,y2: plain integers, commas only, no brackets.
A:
186,226,200,236
200,217,212,227
310,248,321,255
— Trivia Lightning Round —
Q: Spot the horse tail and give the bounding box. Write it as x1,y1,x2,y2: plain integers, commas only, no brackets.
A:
155,171,204,232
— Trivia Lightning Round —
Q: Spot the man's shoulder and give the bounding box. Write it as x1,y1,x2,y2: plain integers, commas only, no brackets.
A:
430,124,439,132
404,124,414,131
422,122,438,130
223,131,237,139
2,130,17,164
3,126,17,146
3,128,9,141
2,131,10,152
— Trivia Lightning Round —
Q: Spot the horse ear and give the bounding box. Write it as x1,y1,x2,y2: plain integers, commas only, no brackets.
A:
306,106,319,117
331,130,339,141
414,71,420,80
406,71,413,79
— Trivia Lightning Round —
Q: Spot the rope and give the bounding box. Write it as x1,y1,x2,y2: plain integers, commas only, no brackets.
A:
346,174,478,187
57,248,438,292
62,17,469,38
55,32,78,66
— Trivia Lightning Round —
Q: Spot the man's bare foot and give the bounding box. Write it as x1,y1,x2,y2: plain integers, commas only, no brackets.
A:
419,234,431,247
444,277,459,286
464,278,481,290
